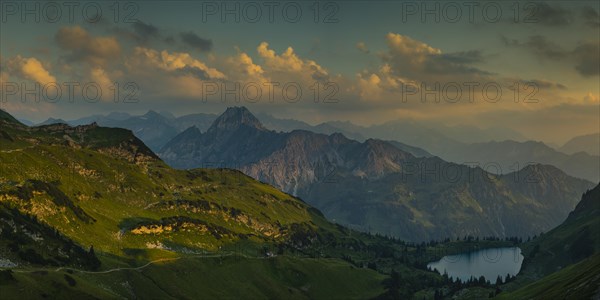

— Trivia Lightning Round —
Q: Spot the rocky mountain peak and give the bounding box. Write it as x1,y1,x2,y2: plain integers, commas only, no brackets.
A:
207,106,265,133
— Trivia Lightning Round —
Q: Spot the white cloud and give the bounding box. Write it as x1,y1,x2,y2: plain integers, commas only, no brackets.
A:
257,42,329,83
7,56,56,85
127,47,225,80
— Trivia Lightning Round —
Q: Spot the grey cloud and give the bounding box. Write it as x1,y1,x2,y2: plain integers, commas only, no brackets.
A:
132,21,159,42
108,20,160,45
532,3,573,26
582,6,600,28
55,26,121,67
175,66,211,80
573,42,600,77
164,36,175,44
180,32,213,52
382,50,491,79
423,51,492,76
516,79,567,90
502,35,599,76
518,35,567,59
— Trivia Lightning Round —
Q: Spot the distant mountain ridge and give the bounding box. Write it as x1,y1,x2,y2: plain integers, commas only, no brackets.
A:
441,140,600,182
35,108,598,182
37,110,218,152
559,132,600,156
159,107,595,242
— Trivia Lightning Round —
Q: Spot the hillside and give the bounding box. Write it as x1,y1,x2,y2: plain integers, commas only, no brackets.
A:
520,183,600,276
497,253,600,299
0,108,451,298
0,111,325,256
0,203,100,270
496,183,600,298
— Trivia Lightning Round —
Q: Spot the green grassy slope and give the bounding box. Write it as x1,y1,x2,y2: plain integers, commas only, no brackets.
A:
519,183,599,277
497,253,600,299
0,117,323,257
1,256,386,299
0,110,442,298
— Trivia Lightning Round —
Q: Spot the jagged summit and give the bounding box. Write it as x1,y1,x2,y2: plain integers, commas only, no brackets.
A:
207,107,265,133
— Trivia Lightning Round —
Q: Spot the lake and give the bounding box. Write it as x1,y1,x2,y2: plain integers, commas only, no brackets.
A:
427,247,524,283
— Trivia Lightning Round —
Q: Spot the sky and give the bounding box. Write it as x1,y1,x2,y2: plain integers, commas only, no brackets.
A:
1,0,599,144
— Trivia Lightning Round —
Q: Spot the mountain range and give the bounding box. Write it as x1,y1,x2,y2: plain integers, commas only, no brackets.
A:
159,107,595,242
40,110,218,152
296,120,599,183
34,109,599,183
440,140,600,182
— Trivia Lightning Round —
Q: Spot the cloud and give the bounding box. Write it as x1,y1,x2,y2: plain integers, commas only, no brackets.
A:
573,42,600,77
257,42,330,83
7,56,56,85
502,35,599,77
349,34,494,105
382,33,441,70
180,32,212,52
107,20,160,45
89,67,115,101
347,33,583,122
582,6,600,27
223,51,266,83
502,35,566,59
380,33,490,80
355,63,414,100
55,26,121,67
132,21,159,42
120,47,227,100
438,51,484,65
524,79,567,90
356,42,369,54
533,3,573,26
127,47,225,80
501,77,568,91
